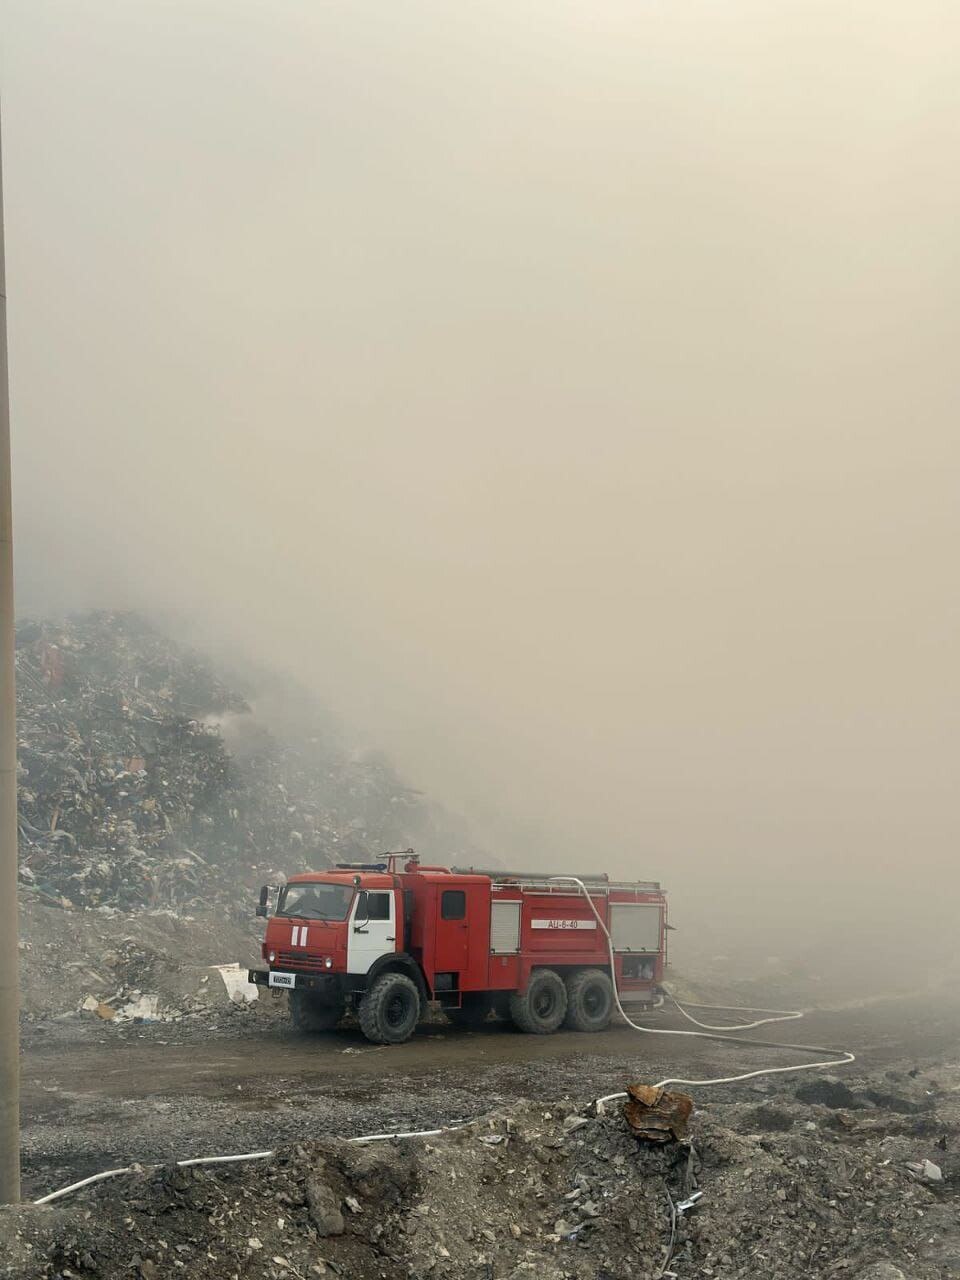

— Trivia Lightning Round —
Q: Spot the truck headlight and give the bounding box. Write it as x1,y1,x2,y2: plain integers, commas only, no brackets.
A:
324,957,333,969
268,949,277,964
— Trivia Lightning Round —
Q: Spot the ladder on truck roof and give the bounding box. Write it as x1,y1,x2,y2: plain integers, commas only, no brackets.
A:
451,867,661,894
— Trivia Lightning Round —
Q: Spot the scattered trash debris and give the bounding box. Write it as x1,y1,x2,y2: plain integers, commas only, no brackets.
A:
675,1190,703,1215
115,993,161,1023
15,611,486,917
905,1158,943,1183
215,962,259,1005
562,1113,591,1134
623,1083,694,1143
80,995,117,1020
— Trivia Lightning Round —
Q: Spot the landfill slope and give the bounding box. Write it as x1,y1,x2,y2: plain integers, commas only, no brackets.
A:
16,897,266,1023
16,610,481,918
4,1077,959,1280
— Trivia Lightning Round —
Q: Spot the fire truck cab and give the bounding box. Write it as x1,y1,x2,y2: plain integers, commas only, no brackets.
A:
248,852,666,1045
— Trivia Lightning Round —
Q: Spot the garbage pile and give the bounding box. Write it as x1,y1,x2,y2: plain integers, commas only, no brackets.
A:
15,611,480,915
76,952,262,1026
3,1079,958,1280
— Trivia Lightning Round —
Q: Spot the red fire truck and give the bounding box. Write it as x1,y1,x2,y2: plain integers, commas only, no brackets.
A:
248,852,666,1044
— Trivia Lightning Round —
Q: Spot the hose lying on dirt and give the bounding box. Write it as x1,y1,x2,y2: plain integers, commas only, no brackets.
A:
547,875,855,1103
34,882,853,1208
543,876,855,1278
32,1131,445,1206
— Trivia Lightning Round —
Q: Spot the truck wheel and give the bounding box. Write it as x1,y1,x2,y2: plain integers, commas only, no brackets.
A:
564,969,614,1032
446,993,491,1029
358,971,421,1045
509,968,567,1035
289,991,343,1033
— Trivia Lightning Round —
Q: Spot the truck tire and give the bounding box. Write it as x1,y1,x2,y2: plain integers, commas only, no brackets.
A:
509,968,567,1035
563,968,614,1032
358,971,421,1045
289,990,343,1033
446,993,491,1030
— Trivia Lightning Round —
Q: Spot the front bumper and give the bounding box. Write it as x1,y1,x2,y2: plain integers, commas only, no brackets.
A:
248,967,344,997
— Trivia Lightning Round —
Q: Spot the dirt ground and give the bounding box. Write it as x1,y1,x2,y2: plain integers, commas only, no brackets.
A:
17,991,960,1191
4,999,960,1279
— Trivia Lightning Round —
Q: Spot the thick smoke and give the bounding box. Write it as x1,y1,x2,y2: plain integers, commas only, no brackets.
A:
3,1,959,974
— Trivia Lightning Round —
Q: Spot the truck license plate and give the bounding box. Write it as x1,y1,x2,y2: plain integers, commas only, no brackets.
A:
268,972,296,989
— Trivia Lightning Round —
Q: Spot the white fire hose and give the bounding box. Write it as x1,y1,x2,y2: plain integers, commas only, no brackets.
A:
547,875,854,1106
33,880,852,1208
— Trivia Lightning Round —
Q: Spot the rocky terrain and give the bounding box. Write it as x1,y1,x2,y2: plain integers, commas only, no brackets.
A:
4,1057,959,1280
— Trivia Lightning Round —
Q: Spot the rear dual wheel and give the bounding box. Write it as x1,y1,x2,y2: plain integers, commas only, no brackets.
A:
509,967,615,1035
563,968,614,1032
509,968,567,1034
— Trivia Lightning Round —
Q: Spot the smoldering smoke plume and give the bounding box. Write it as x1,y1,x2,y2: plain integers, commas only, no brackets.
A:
3,0,959,979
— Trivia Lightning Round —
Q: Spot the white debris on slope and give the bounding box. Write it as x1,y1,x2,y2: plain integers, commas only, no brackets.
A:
215,962,259,1005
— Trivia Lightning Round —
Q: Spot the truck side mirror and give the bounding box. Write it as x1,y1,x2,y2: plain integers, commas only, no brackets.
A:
256,885,269,918
255,904,268,918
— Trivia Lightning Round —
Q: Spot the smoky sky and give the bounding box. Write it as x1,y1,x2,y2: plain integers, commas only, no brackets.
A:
3,1,959,960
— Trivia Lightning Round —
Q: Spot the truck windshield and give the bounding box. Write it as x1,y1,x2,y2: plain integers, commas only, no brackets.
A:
276,883,354,921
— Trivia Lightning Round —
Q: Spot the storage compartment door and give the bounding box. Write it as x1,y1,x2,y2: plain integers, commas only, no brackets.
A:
609,903,661,953
490,900,521,954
